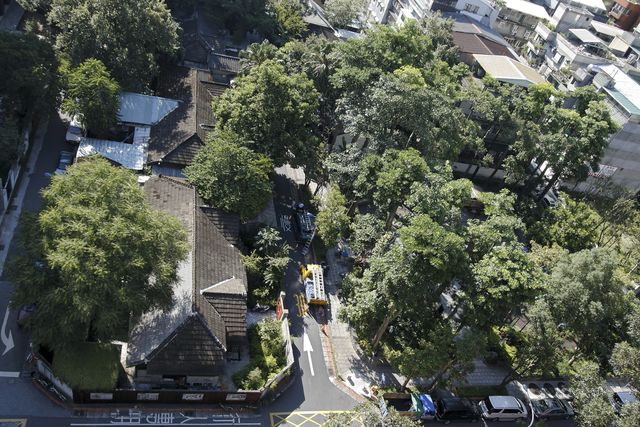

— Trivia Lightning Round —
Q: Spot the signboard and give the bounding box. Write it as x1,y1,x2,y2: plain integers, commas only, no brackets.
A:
226,393,247,401
276,292,285,320
181,393,204,401
90,392,113,400
137,392,159,401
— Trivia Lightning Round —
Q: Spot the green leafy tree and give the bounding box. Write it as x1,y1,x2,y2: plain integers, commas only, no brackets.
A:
184,131,273,220
61,58,120,135
325,402,420,427
213,59,320,168
0,31,59,115
544,248,632,363
405,167,472,231
323,0,367,29
316,186,350,247
610,307,640,390
269,0,308,41
354,149,428,225
511,300,564,378
243,227,289,306
528,194,602,253
344,214,467,348
418,13,459,65
9,157,188,349
239,40,278,73
569,361,616,427
338,69,476,160
332,20,434,98
17,0,51,12
466,244,542,329
48,0,180,90
349,213,385,259
387,323,485,390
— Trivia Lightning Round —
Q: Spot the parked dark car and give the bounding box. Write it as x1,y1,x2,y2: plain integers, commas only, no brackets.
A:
55,151,75,175
532,398,574,419
292,202,315,242
435,397,479,423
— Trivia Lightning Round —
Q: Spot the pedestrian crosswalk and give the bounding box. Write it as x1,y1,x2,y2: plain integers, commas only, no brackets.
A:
270,411,363,427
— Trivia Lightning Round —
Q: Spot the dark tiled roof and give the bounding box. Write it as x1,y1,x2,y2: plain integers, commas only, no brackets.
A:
145,315,226,376
199,206,241,247
127,177,247,372
208,53,241,74
452,32,517,59
148,66,228,166
162,134,204,166
148,66,197,164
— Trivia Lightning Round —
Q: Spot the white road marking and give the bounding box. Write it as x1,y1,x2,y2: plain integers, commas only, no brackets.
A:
303,331,315,376
1,307,14,356
280,214,291,232
0,371,20,377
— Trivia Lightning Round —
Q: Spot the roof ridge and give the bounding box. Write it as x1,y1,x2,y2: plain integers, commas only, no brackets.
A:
157,174,195,190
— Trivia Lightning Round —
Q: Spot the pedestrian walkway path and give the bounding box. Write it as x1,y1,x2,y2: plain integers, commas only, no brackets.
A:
322,249,404,399
0,117,48,277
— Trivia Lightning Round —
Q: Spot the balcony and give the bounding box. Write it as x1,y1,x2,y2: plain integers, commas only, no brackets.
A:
527,40,543,55
534,22,554,41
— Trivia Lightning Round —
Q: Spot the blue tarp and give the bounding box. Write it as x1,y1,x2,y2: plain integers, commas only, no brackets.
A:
418,394,436,416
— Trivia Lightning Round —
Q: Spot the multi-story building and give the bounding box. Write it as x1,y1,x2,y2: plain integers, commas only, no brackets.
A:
572,64,640,194
455,0,499,26
609,0,640,31
492,0,551,47
549,2,595,33
367,0,435,25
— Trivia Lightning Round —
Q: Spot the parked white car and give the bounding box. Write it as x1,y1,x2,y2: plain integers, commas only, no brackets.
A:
479,395,528,422
65,116,84,143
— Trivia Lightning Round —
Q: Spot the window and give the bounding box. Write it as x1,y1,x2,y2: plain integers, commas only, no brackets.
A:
464,3,480,13
524,30,532,39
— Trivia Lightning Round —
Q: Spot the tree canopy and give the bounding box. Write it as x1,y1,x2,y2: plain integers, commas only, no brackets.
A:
0,31,59,115
48,0,180,90
315,186,350,247
184,131,273,221
213,59,320,168
61,58,120,135
9,157,188,349
323,0,367,29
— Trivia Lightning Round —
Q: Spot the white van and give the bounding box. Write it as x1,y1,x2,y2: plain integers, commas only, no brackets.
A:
479,395,528,421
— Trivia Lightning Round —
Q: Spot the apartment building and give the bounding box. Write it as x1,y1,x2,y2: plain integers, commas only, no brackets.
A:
609,0,640,31
573,64,640,194
492,0,551,46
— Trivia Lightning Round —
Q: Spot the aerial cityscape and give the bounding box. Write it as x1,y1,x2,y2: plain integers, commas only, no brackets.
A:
0,0,639,426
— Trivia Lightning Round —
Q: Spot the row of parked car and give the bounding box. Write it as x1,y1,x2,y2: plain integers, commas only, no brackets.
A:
384,379,638,424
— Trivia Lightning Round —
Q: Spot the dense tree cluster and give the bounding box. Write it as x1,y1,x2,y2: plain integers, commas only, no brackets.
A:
10,158,188,349
219,15,638,412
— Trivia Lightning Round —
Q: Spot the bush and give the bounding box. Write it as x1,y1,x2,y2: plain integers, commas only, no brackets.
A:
232,319,287,390
52,342,120,391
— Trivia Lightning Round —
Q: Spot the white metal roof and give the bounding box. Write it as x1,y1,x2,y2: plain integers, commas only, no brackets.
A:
118,92,179,126
504,0,551,20
474,54,545,87
591,20,625,38
77,135,149,170
592,64,640,114
569,28,606,45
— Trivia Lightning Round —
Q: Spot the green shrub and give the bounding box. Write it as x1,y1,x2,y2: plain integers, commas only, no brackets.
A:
232,319,287,390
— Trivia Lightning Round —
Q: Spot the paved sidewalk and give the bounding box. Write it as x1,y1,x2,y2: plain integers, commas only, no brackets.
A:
0,116,48,276
322,249,405,399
